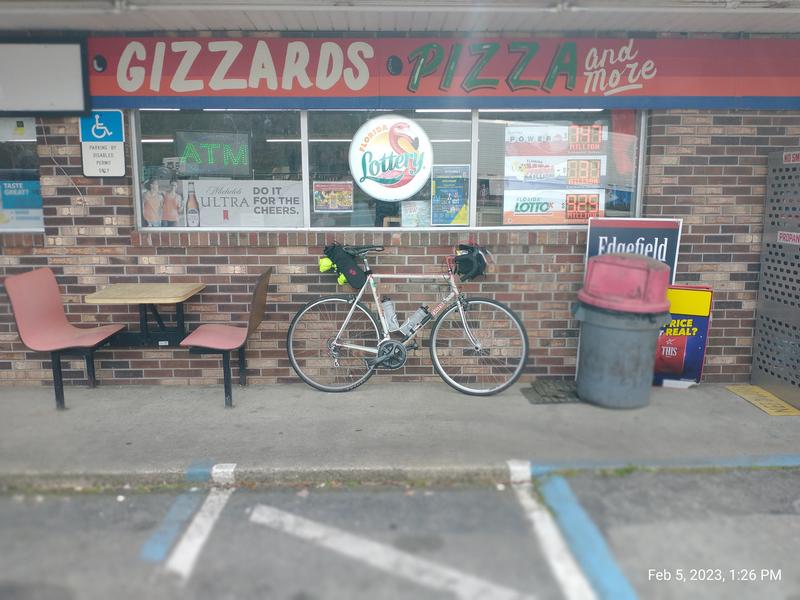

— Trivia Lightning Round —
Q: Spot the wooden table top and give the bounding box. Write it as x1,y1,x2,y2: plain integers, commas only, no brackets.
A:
85,283,206,305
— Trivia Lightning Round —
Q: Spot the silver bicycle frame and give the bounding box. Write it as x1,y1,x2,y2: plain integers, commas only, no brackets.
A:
331,255,481,355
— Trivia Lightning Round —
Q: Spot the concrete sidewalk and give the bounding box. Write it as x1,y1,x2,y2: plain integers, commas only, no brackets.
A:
0,381,796,488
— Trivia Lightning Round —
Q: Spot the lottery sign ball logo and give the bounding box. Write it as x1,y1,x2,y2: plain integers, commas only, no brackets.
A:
349,115,433,201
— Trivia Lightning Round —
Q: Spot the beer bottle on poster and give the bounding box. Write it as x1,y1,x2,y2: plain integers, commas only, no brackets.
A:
186,182,200,227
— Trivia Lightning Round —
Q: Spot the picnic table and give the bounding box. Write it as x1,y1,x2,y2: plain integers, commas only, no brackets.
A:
85,282,205,347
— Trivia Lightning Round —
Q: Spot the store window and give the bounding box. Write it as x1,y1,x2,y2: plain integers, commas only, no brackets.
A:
133,109,641,230
0,118,42,232
308,110,471,228
137,110,302,228
477,110,639,226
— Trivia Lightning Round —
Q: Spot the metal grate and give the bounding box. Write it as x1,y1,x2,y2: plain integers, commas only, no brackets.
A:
752,151,800,407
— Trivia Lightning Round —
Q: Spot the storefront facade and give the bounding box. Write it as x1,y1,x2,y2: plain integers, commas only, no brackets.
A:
1,19,799,388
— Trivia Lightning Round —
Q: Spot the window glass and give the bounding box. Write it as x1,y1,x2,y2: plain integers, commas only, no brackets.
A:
135,109,641,230
477,110,638,227
308,110,471,228
0,117,42,231
137,110,302,228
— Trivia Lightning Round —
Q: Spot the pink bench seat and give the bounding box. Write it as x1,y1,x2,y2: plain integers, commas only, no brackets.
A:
180,324,247,352
179,268,272,407
4,268,125,409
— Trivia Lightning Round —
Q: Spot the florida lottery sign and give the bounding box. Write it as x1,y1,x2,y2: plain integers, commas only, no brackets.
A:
349,115,433,201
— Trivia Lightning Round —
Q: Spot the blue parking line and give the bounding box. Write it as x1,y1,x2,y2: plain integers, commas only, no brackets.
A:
185,459,215,482
140,493,205,563
139,461,214,563
530,453,800,599
538,475,637,600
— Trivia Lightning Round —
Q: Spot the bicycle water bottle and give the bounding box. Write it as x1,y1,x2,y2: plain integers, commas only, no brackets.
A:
399,306,430,336
381,297,400,331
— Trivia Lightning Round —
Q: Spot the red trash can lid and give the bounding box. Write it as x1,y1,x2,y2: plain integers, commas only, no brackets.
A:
578,253,671,313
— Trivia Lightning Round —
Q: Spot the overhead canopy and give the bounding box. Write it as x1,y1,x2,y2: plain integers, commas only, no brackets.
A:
1,0,800,33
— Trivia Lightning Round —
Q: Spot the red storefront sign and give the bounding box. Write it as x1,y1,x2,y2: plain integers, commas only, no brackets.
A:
88,37,800,109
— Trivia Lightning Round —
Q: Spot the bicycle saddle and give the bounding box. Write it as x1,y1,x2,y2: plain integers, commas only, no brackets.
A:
343,245,384,255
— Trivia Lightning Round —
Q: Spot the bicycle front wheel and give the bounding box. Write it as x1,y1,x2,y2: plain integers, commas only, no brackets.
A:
287,296,381,393
430,298,528,396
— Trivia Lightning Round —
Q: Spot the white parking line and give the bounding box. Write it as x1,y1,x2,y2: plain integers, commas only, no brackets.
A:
211,463,237,485
165,463,237,582
250,503,536,600
507,460,597,600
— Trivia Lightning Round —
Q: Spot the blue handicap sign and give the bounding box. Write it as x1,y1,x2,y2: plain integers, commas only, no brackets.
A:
80,110,124,143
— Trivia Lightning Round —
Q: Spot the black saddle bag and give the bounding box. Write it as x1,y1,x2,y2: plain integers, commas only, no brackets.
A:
324,243,367,289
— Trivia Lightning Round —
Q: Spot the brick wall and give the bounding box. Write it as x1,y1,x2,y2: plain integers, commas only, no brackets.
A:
1,110,797,388
645,109,800,382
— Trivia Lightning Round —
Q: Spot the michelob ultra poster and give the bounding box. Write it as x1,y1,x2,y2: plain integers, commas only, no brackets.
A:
654,286,713,387
140,169,303,228
180,180,303,228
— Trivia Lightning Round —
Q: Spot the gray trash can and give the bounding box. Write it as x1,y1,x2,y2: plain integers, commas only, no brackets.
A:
573,253,672,409
574,303,669,409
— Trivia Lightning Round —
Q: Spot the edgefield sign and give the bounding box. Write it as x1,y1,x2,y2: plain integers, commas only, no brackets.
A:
88,37,800,109
586,218,682,283
348,115,433,201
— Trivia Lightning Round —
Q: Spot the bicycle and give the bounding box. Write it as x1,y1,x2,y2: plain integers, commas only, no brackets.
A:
286,244,529,395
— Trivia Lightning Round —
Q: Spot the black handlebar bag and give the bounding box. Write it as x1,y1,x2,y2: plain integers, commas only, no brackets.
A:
324,243,368,289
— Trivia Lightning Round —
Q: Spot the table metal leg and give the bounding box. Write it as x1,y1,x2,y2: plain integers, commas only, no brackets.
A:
149,304,167,331
176,302,186,335
139,304,149,343
85,353,96,388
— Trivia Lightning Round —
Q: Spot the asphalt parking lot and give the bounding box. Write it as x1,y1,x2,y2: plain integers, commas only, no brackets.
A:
1,466,798,600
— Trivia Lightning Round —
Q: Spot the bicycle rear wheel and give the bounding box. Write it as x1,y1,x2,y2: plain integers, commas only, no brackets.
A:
429,297,528,396
287,296,381,392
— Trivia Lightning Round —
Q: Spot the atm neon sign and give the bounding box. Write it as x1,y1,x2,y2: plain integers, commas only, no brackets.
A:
175,131,251,177
180,142,248,168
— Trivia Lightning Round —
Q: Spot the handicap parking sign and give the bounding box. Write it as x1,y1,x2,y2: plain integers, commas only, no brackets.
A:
80,110,126,177
80,110,124,143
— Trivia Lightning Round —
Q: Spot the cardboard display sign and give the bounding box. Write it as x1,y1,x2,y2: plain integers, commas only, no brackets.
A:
654,286,713,387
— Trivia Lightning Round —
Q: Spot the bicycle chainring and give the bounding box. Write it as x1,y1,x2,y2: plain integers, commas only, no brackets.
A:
376,340,407,370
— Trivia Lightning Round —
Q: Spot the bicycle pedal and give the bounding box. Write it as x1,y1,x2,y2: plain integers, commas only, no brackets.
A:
406,341,418,351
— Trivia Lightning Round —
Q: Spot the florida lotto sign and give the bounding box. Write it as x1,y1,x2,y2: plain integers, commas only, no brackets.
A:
349,115,433,201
